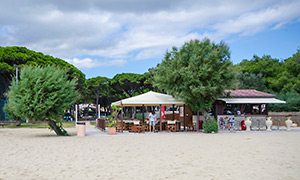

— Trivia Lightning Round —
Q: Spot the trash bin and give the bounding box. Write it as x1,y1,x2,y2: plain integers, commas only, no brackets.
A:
199,120,203,130
77,122,86,136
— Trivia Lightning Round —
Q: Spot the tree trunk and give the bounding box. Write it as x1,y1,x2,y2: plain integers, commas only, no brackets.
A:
48,120,69,136
131,106,136,119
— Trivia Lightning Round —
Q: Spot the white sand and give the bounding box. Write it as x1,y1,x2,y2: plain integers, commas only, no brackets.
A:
0,128,300,180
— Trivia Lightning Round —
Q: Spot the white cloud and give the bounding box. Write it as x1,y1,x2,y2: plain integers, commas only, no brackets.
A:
66,58,128,69
0,0,299,69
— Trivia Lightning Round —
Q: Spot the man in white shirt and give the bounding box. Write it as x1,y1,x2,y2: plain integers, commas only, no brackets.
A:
148,111,157,132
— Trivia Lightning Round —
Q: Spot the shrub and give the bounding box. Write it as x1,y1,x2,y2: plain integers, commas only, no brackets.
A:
203,119,218,133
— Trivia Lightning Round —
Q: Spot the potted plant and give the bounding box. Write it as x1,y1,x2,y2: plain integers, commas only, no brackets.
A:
107,105,120,135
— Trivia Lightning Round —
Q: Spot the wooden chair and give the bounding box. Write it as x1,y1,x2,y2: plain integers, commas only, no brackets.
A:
166,120,176,132
131,124,140,133
116,122,123,132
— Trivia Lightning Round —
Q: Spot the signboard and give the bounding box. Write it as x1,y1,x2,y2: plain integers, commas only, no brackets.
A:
217,115,235,130
79,103,97,109
180,107,184,117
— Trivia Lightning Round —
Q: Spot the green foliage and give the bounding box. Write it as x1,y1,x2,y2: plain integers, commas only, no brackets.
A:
203,119,218,133
236,72,266,91
154,39,234,114
0,46,85,100
107,105,120,127
111,73,146,98
236,52,300,94
85,76,111,106
269,91,300,112
5,66,79,135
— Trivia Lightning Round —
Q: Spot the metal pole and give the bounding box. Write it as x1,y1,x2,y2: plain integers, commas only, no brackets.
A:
75,104,78,128
121,103,124,133
14,64,18,84
98,104,101,119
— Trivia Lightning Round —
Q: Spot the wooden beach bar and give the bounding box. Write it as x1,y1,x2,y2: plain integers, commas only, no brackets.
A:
111,91,186,132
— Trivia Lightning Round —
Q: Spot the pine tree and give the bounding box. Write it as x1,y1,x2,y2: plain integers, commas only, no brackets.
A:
154,39,234,119
5,65,79,135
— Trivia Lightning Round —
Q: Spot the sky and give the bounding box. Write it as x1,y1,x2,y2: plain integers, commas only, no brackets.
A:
0,0,300,79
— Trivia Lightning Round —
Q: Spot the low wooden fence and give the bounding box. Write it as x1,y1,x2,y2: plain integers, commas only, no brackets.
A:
269,112,300,126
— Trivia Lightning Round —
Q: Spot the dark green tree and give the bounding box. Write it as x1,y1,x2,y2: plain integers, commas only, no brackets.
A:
0,46,85,100
236,72,266,91
4,66,79,136
85,76,111,109
154,39,234,119
111,73,145,98
111,73,152,118
269,91,300,112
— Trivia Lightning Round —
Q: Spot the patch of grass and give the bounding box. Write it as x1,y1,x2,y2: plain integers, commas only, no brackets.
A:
4,122,76,128
90,121,96,126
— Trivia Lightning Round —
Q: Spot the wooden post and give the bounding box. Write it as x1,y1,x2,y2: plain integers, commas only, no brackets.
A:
160,104,162,131
259,104,262,114
121,103,123,133
172,104,175,120
241,104,244,114
142,105,145,123
197,110,200,131
183,104,186,131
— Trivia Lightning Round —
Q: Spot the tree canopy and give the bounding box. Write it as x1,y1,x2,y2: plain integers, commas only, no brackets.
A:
85,76,111,108
0,46,85,99
154,39,234,116
5,66,79,135
235,50,300,111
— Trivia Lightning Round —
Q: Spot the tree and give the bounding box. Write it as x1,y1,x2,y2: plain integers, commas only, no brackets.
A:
111,73,145,98
269,91,300,112
236,71,266,91
154,39,234,119
85,76,111,110
0,46,85,100
4,66,79,136
111,73,150,119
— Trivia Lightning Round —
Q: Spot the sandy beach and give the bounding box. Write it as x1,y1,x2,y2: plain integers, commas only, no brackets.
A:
0,128,299,180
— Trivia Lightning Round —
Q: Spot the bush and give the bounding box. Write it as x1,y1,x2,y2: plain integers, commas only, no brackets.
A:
203,119,218,133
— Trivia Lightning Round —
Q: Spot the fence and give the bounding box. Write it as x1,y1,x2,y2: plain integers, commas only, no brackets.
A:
0,99,8,121
269,112,300,126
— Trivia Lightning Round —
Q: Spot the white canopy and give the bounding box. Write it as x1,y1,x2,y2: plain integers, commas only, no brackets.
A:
219,98,286,104
111,91,185,107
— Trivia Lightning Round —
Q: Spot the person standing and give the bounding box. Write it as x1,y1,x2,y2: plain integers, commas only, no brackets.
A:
148,111,157,132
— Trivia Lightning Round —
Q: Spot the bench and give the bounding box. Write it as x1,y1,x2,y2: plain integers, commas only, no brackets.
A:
0,121,21,127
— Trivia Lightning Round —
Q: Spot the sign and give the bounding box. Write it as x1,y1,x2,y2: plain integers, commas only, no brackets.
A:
217,115,235,130
180,107,184,117
79,103,97,109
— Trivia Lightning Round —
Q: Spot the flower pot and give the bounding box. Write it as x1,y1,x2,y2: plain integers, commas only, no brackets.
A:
266,117,272,131
245,117,251,131
108,127,117,135
285,117,292,131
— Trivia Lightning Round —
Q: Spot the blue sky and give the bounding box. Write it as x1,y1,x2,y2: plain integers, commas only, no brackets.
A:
1,0,299,79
